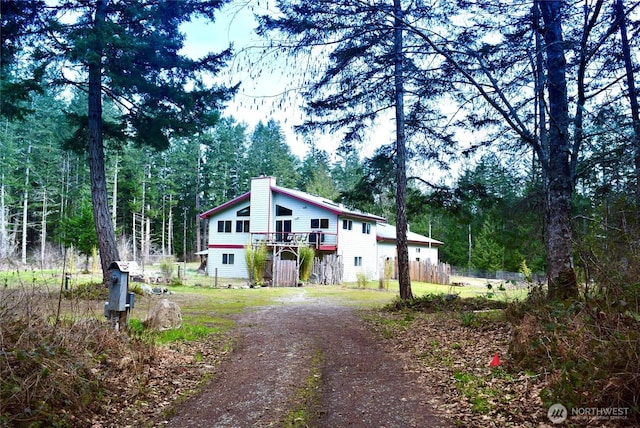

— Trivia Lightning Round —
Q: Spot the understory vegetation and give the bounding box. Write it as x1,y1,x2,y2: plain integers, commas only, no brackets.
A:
1,286,154,427
0,280,231,428
1,266,638,427
380,279,640,426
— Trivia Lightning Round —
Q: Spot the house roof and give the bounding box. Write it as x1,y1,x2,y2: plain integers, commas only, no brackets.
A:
199,192,250,219
270,185,386,222
376,222,443,247
199,184,385,222
198,180,443,246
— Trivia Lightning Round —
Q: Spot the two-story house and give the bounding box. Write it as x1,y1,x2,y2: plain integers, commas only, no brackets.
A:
199,175,442,284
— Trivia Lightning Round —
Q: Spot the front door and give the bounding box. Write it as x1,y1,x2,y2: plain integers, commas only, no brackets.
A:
276,220,291,242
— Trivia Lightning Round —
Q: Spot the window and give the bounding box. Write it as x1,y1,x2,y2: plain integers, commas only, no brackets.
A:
237,206,250,217
342,219,353,230
309,232,325,243
236,220,250,233
354,256,362,267
416,258,421,262
217,220,232,233
222,253,235,265
276,219,292,242
310,218,329,229
361,222,371,234
416,248,421,253
276,205,292,216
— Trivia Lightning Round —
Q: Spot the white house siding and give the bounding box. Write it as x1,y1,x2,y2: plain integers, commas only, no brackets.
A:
411,245,438,263
250,176,275,234
340,218,379,282
377,242,397,261
206,203,251,278
207,247,248,278
271,193,339,245
377,242,439,264
201,176,441,283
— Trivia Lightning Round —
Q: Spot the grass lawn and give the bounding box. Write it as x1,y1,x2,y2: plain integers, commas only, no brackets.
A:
1,263,529,338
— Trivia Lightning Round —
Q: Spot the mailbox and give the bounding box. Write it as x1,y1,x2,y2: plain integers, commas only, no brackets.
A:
104,261,136,330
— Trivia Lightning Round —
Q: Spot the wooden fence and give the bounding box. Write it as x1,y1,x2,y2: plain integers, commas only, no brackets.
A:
311,254,343,285
386,258,450,285
270,254,344,286
272,259,298,287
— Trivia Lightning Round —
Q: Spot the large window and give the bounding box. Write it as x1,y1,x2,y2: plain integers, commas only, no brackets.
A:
217,220,232,233
236,220,250,233
310,218,329,229
361,222,371,234
222,253,235,264
342,219,353,230
276,205,292,216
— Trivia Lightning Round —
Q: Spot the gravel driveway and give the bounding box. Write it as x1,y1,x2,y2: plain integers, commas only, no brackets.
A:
166,290,448,427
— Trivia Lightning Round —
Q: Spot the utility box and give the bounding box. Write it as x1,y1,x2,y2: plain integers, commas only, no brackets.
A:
105,261,136,330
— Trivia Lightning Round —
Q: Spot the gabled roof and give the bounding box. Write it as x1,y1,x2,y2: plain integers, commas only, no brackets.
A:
199,183,386,222
199,192,250,219
376,222,443,247
271,185,386,222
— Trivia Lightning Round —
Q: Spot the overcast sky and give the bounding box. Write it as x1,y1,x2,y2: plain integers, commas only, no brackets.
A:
179,1,401,162
180,2,313,158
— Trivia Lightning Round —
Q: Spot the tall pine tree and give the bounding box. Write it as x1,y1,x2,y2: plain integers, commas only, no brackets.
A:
3,0,234,281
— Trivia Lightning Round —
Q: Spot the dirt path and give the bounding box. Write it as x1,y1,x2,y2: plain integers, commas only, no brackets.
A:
166,290,448,427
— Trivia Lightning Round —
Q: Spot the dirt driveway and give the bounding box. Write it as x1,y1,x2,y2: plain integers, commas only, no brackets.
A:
165,290,449,427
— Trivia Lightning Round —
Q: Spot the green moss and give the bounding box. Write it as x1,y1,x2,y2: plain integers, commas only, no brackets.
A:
280,349,324,427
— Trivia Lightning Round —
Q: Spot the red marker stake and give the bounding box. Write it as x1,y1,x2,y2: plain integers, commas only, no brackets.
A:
490,353,501,367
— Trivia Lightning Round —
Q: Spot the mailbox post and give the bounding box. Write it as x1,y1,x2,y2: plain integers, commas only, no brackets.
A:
104,261,136,331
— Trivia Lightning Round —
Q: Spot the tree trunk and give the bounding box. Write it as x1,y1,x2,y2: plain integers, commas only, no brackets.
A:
88,0,119,283
537,0,578,300
0,177,8,259
393,0,413,300
196,150,202,254
111,155,118,230
141,165,146,269
21,143,31,265
40,186,47,266
168,194,173,256
615,0,640,219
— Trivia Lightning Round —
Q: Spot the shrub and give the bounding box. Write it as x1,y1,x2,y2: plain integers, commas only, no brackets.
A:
381,259,393,290
356,272,368,288
1,286,157,427
62,281,108,300
385,293,506,312
507,292,640,422
159,257,175,283
245,243,268,286
299,246,315,282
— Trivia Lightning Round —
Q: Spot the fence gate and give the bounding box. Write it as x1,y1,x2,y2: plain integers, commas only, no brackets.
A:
273,259,298,287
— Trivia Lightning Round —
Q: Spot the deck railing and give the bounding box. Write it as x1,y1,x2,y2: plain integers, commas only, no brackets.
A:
250,231,337,248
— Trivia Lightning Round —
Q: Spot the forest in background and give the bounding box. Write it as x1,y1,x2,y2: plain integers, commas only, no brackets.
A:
2,2,640,425
0,83,633,280
0,0,638,290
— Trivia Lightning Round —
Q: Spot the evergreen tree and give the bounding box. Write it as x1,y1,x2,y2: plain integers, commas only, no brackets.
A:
2,0,234,281
471,216,504,273
298,146,338,199
201,117,249,204
245,120,300,187
258,0,453,300
0,0,46,120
